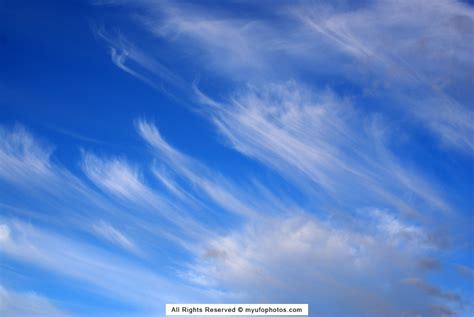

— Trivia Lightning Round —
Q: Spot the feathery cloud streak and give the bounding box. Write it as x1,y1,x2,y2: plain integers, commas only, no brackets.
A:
1,0,473,316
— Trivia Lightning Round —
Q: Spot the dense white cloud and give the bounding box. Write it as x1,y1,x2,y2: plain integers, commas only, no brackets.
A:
186,211,462,316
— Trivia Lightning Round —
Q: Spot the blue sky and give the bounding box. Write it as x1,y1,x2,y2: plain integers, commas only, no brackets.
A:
0,0,473,316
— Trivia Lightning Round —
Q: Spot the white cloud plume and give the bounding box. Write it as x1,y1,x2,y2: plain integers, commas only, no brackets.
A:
136,119,260,218
0,125,54,183
82,152,148,200
200,82,451,221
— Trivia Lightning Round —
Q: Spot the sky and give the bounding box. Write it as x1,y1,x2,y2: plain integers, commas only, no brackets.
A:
0,0,473,316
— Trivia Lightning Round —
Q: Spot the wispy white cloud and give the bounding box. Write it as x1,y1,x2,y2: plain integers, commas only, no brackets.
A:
94,26,189,99
92,0,459,219
0,219,205,308
3,0,472,314
198,82,451,220
140,119,301,222
0,285,70,317
0,119,467,315
136,119,260,218
91,220,138,253
100,0,474,153
0,124,54,183
149,7,270,76
81,150,214,243
81,152,150,201
0,125,202,279
297,0,474,153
